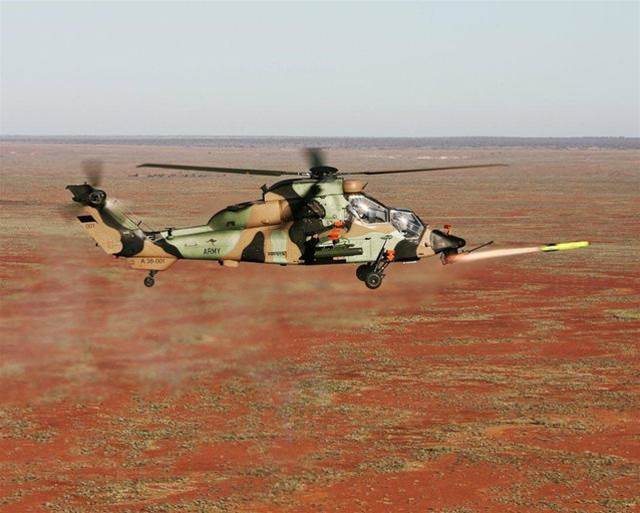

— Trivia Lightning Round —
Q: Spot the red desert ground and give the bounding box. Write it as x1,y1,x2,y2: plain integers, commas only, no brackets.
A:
1,137,639,512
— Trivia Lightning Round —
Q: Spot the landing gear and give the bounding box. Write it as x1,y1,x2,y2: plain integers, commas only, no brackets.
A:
357,263,383,289
357,247,395,289
364,272,383,289
144,270,157,288
356,264,370,281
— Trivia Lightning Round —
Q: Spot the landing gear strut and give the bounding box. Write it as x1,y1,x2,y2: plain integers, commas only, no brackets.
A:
144,270,157,288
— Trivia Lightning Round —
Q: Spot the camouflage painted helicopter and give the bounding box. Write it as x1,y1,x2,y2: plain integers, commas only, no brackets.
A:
65,150,588,289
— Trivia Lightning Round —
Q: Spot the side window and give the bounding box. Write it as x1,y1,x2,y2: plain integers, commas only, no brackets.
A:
349,195,388,224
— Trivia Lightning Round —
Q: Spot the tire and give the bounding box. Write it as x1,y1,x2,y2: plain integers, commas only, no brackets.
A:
364,272,383,290
144,276,155,288
356,264,371,281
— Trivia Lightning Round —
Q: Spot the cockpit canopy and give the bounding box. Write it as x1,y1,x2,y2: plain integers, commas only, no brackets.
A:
347,194,424,239
348,195,388,224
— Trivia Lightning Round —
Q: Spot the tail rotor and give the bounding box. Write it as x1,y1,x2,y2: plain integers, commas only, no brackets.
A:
59,159,107,222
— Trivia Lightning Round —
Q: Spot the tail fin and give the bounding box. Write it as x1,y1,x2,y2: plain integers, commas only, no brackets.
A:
66,184,178,272
66,184,147,256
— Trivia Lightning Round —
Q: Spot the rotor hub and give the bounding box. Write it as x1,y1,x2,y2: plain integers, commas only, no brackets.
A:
309,166,339,179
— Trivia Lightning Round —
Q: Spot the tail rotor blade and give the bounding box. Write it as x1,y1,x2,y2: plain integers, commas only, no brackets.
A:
82,159,103,186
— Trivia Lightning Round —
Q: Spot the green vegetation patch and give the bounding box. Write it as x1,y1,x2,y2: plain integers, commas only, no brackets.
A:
609,309,640,321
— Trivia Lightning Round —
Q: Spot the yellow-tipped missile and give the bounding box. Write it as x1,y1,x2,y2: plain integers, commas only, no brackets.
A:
540,241,590,252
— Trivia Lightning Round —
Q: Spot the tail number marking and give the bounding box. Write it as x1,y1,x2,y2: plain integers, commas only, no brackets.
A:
140,258,167,265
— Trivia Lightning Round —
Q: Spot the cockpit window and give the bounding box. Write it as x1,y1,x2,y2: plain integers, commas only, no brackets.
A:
348,195,388,224
390,209,424,239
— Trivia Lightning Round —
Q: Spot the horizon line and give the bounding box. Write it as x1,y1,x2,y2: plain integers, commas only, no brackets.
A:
2,134,639,139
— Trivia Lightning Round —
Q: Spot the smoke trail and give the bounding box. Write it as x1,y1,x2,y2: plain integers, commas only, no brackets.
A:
449,246,540,263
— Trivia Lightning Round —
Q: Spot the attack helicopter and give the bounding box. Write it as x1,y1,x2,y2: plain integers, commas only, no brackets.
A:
65,149,588,289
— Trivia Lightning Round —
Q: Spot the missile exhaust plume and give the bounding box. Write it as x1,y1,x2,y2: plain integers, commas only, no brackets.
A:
448,241,589,264
449,246,539,263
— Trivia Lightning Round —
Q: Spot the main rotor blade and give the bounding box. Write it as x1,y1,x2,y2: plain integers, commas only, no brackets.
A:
304,148,326,169
137,163,300,177
343,163,508,176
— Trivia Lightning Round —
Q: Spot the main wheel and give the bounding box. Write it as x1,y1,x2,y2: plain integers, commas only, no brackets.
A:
144,276,155,288
364,272,383,290
356,264,371,281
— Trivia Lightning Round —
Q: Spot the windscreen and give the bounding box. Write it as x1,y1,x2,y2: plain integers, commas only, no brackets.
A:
390,209,424,239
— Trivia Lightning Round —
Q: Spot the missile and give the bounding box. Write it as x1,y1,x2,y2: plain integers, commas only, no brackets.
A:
539,241,590,252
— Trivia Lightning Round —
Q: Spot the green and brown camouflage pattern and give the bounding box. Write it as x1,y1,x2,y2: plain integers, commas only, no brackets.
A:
66,177,462,273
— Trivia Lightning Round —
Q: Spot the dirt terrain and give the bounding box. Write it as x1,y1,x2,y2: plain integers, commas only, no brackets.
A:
1,139,639,512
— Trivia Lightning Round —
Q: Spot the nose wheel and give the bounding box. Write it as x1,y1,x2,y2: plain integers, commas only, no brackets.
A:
144,270,157,288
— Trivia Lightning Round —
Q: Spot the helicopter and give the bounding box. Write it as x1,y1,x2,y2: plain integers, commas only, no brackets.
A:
65,149,589,289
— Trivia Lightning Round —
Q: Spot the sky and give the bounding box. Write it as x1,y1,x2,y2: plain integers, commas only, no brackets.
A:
1,1,638,137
